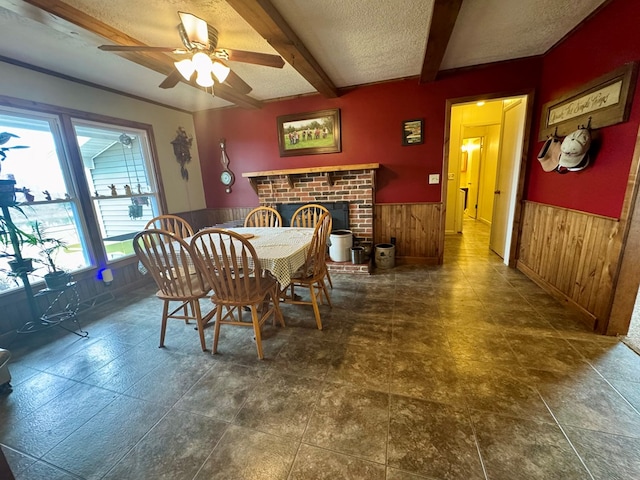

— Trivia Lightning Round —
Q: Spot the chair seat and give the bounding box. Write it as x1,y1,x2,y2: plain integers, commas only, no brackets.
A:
212,275,278,304
292,263,316,280
155,272,210,300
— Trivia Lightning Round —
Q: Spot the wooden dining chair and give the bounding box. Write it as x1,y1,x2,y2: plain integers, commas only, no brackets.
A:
145,214,194,238
290,203,334,288
285,211,332,330
244,206,282,227
190,228,284,359
133,229,214,351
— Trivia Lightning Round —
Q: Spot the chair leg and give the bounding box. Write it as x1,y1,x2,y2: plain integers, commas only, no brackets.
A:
309,284,323,330
325,268,333,289
272,290,285,327
212,306,223,355
320,280,332,307
192,300,207,352
250,305,264,359
160,300,170,348
183,302,190,324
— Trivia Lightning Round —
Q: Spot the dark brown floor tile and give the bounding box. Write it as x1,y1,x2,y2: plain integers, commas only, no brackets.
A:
173,361,262,421
43,338,132,381
575,341,640,383
458,360,554,421
388,395,484,480
234,371,323,439
303,383,389,463
608,378,640,412
289,444,385,479
0,371,77,422
272,337,338,380
42,395,170,479
564,426,640,480
507,334,587,372
325,342,390,391
2,382,118,458
2,445,36,477
194,424,298,480
386,467,436,479
535,368,640,438
447,327,518,365
14,460,81,480
391,322,450,355
471,411,591,480
103,409,227,480
391,350,466,406
122,351,213,406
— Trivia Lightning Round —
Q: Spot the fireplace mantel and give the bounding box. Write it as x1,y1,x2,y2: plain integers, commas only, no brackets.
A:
242,163,379,194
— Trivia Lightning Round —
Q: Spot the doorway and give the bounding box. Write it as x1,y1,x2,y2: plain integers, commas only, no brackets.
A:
444,96,528,263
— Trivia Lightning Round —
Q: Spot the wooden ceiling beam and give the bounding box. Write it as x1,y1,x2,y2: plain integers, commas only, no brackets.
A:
6,0,263,109
419,0,464,83
225,0,338,98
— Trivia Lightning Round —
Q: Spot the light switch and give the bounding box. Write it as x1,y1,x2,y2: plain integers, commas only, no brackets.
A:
428,174,440,185
448,173,455,180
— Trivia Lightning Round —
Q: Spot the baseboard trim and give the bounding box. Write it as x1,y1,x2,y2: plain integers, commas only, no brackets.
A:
516,261,598,331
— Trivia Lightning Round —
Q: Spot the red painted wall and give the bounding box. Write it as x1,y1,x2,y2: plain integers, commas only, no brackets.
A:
195,0,639,218
526,0,640,219
194,58,540,208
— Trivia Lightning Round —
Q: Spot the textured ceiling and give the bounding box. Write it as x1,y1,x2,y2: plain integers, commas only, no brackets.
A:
0,0,607,112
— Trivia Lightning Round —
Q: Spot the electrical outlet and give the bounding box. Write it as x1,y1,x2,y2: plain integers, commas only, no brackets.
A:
428,174,440,184
448,173,455,180
390,237,396,245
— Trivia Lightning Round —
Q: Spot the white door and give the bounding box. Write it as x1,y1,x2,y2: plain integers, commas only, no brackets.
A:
490,98,526,259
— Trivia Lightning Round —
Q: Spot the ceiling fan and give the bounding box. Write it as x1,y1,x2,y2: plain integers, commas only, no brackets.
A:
98,11,285,95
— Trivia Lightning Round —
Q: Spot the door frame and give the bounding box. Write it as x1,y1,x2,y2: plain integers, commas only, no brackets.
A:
440,89,535,266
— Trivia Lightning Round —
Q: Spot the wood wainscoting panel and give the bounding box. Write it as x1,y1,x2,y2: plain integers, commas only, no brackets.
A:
374,203,441,263
517,201,621,331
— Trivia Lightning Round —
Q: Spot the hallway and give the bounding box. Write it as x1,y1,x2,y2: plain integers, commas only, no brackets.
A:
1,221,640,479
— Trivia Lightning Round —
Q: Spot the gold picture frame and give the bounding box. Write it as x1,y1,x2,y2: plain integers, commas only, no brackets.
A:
277,108,341,157
539,62,638,141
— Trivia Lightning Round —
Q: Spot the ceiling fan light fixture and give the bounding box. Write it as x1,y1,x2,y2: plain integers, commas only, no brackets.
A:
178,11,209,49
192,52,212,71
195,70,214,88
212,60,230,83
175,59,195,81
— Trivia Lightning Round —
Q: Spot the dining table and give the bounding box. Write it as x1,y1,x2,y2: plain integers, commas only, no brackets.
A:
192,226,314,288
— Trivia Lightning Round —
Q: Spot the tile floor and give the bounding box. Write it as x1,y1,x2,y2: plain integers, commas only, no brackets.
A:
2,219,640,479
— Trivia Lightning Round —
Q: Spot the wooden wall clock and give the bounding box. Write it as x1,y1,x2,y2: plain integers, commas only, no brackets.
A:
219,138,235,193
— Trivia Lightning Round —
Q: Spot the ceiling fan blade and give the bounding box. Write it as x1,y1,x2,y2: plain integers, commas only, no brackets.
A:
159,70,185,89
178,11,210,49
224,70,252,94
99,45,188,54
218,49,285,68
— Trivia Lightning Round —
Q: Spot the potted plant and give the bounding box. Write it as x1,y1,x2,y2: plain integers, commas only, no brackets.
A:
31,221,69,290
1,205,38,278
1,133,28,205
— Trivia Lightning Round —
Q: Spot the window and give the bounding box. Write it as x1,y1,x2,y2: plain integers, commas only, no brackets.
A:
0,110,89,292
72,121,160,260
0,106,163,294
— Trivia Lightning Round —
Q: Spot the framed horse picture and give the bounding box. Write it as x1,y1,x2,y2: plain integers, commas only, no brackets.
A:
277,109,341,157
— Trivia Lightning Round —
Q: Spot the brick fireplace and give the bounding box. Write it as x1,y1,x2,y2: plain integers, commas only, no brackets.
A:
243,163,379,273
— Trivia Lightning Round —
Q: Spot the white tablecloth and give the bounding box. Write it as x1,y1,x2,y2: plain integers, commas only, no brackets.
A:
194,227,314,287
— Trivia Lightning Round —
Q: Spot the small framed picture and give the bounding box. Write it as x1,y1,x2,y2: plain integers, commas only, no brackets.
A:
402,119,424,146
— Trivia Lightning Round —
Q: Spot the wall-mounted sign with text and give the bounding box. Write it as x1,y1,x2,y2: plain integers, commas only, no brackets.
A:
539,62,638,141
